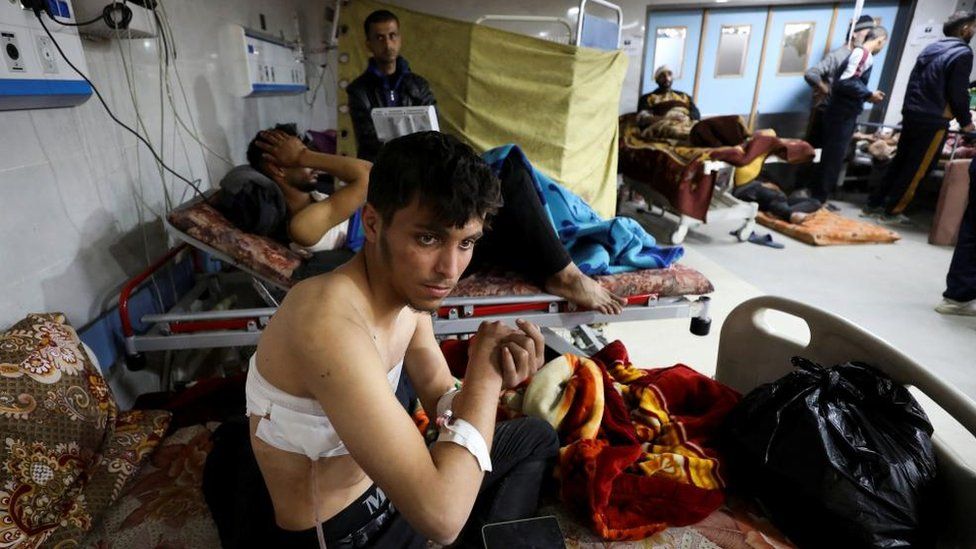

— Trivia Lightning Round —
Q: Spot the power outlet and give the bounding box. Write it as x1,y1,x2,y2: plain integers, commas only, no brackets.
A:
35,34,57,73
1,31,25,72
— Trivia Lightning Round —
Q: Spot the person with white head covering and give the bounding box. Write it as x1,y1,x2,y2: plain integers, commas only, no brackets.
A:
637,64,701,120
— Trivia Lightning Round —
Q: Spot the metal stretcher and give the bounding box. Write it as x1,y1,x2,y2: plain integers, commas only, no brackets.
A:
118,199,714,370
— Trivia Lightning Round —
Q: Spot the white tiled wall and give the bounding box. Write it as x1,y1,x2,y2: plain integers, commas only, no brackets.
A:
0,0,335,329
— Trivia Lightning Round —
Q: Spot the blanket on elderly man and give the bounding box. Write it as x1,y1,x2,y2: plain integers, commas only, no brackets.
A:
483,144,683,276
438,338,740,541
619,113,816,221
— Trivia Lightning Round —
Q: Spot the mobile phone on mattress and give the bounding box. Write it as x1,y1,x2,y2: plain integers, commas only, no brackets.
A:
482,515,566,549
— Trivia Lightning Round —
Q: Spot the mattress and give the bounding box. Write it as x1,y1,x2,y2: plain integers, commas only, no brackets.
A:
168,201,714,298
756,210,900,246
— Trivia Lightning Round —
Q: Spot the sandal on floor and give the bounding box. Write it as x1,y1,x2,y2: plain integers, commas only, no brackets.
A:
746,231,784,249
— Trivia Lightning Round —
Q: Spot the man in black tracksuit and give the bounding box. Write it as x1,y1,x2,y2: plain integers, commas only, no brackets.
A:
346,10,437,161
815,27,888,204
864,11,976,223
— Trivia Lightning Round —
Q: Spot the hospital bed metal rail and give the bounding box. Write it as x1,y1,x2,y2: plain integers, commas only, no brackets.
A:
718,296,976,547
117,243,713,370
623,161,757,244
623,150,822,244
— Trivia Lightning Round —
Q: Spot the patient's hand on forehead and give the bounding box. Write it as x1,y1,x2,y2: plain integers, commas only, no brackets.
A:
256,130,308,168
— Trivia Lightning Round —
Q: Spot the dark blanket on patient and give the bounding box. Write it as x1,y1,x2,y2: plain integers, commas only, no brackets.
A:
619,113,815,221
689,116,750,148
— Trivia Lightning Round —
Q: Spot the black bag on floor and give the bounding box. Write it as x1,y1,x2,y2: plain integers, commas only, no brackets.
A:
721,357,938,548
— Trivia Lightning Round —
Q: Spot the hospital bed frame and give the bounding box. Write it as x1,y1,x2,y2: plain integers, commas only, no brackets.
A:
624,151,822,245
119,219,713,370
624,161,756,245
718,296,976,547
477,0,623,49
842,121,971,193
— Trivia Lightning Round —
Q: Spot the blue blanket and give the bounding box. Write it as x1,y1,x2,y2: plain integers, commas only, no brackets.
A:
483,144,683,275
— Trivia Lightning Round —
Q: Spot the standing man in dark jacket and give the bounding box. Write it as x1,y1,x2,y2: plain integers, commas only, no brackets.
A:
813,27,888,204
346,10,437,161
864,11,976,223
803,15,876,147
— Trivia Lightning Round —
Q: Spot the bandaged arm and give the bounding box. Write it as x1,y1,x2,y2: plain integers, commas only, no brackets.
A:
306,313,504,546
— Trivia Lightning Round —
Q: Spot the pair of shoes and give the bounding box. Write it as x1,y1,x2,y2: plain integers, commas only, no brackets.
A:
880,212,913,226
935,298,976,316
859,206,884,218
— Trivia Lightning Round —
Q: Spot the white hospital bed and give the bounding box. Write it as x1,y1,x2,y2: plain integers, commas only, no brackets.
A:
718,296,976,547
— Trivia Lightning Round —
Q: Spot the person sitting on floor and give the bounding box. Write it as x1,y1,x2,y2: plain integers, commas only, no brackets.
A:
638,65,701,121
255,129,629,314
245,131,559,547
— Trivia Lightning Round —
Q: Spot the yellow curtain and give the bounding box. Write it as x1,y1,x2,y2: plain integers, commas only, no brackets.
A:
336,0,627,218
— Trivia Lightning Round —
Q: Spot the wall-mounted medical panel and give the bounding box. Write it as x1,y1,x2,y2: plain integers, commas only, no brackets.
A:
71,0,158,39
0,0,92,111
220,24,307,97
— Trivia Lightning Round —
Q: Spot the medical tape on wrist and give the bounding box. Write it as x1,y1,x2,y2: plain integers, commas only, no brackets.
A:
436,414,492,472
436,388,460,418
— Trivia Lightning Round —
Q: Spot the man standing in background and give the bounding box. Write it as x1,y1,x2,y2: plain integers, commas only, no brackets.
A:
936,160,976,316
794,14,875,200
346,10,437,161
813,27,889,204
804,14,876,143
864,11,976,224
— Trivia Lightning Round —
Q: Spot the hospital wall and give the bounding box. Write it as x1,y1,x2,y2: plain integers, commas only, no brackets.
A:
0,0,334,330
884,0,966,127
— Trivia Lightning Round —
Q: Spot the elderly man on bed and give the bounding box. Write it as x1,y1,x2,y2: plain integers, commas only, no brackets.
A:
637,65,701,121
245,129,627,314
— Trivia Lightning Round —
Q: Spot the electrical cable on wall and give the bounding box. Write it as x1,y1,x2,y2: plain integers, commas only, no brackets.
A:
32,9,206,199
152,0,234,173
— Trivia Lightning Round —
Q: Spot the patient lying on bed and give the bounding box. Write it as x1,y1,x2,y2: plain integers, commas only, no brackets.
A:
216,125,372,278
232,127,627,314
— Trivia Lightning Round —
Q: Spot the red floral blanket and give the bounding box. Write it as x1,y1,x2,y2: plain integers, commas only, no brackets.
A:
443,339,740,541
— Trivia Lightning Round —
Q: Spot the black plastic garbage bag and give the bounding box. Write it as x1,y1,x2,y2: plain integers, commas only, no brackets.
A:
721,357,938,548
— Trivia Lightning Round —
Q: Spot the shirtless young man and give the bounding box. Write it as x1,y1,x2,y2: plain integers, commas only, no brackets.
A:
247,131,560,547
